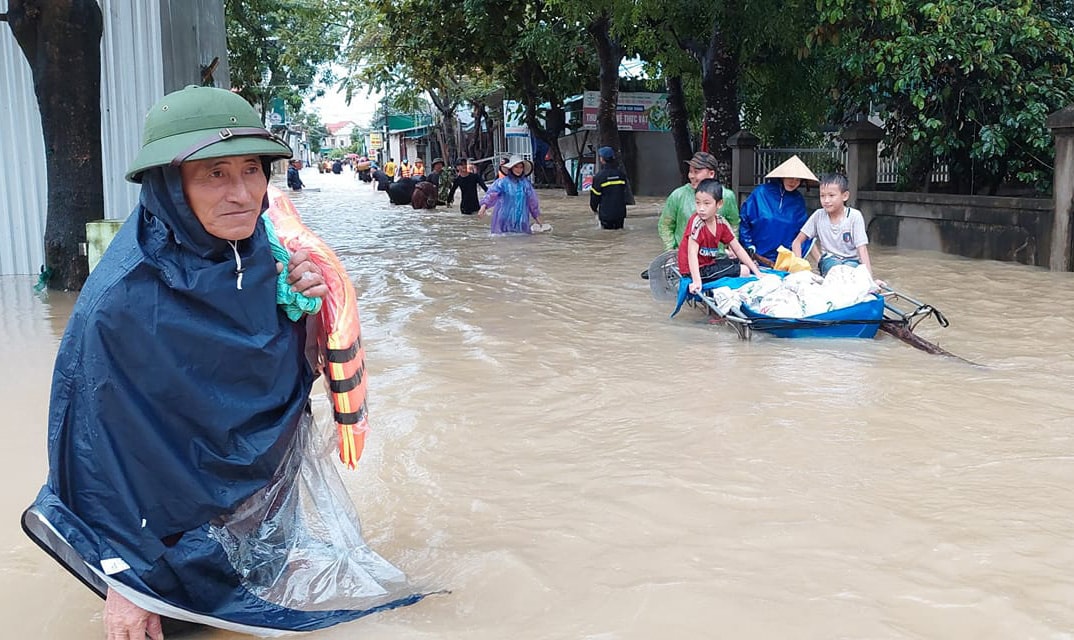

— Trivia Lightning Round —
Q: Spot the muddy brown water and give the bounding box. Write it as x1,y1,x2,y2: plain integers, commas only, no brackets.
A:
2,169,1072,639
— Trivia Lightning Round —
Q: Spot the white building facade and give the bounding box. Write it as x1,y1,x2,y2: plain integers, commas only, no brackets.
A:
322,121,356,150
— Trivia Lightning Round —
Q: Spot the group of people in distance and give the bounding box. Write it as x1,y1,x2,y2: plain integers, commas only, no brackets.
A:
369,154,550,234
663,151,877,299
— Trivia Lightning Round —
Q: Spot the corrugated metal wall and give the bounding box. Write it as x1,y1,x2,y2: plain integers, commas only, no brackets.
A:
100,1,164,224
0,0,48,276
0,0,164,276
159,0,230,93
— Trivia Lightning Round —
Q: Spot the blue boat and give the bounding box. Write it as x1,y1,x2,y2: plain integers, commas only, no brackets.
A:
670,272,948,343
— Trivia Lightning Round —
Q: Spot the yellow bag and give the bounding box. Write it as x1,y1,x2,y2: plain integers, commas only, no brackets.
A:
773,246,812,273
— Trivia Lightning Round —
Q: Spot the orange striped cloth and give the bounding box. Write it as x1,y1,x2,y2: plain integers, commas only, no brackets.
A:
264,186,369,468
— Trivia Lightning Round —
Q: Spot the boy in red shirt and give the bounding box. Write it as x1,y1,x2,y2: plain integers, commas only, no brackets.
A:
678,179,762,294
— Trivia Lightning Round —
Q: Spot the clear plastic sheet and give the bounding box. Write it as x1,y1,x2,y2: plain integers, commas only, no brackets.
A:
208,396,409,612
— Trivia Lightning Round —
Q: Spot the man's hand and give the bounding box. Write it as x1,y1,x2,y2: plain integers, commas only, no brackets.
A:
105,588,163,640
277,249,328,298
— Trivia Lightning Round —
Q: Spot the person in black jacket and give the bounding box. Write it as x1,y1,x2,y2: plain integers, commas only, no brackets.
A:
371,167,392,192
589,146,628,229
286,160,305,191
448,157,488,215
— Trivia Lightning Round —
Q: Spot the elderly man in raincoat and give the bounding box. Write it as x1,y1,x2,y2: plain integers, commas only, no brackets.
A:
23,86,421,639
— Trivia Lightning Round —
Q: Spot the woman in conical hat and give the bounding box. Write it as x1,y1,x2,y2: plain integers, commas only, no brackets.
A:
477,155,548,234
737,154,819,262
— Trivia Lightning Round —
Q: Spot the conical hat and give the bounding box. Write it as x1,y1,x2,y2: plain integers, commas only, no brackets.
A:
764,155,819,185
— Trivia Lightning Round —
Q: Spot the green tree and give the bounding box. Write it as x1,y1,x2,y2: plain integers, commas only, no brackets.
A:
814,0,1074,193
341,0,499,164
225,0,344,121
493,2,594,193
547,0,629,154
622,0,826,180
347,0,594,193
289,110,327,155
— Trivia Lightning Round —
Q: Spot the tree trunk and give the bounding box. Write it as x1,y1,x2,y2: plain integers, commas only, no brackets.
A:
5,0,103,291
587,14,623,154
446,113,459,163
469,102,492,161
428,89,460,165
522,96,577,196
698,23,739,184
666,75,693,183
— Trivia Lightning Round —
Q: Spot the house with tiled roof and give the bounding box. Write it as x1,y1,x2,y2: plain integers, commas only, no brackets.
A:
322,121,356,150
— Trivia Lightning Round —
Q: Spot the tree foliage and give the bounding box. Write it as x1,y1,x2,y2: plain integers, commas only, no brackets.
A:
225,0,344,119
289,110,327,153
617,0,829,177
814,0,1074,193
487,1,595,192
238,0,1072,194
344,0,594,190
340,0,506,162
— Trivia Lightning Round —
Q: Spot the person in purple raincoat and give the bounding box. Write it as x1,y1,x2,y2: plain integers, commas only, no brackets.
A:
477,155,546,234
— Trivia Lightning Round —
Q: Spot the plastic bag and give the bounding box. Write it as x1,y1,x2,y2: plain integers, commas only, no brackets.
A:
801,288,836,316
820,264,875,309
738,273,782,301
208,396,409,612
773,246,812,273
781,270,822,295
707,286,739,315
757,288,805,318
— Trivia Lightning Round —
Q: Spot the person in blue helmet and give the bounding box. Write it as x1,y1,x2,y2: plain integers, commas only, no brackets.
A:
737,154,818,263
22,85,423,640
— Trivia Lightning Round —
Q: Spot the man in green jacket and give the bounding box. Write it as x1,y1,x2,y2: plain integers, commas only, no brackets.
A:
657,151,740,251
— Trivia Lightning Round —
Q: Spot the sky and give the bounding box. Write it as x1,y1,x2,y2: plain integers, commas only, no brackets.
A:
303,79,381,128
302,56,644,128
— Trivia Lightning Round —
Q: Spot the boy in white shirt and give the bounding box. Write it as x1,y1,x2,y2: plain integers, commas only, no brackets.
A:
791,173,875,278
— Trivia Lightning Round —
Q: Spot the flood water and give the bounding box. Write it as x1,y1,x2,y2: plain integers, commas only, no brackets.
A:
2,168,1073,639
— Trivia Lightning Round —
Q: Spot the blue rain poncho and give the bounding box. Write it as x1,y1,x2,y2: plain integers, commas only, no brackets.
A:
23,166,422,635
737,181,810,262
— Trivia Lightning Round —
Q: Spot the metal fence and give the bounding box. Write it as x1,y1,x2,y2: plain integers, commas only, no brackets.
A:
758,146,948,186
755,147,847,184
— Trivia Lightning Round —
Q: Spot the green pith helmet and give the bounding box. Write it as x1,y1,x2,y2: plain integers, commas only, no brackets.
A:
125,85,292,183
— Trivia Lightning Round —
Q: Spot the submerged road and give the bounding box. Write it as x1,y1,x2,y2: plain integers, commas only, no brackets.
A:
1,167,1072,638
